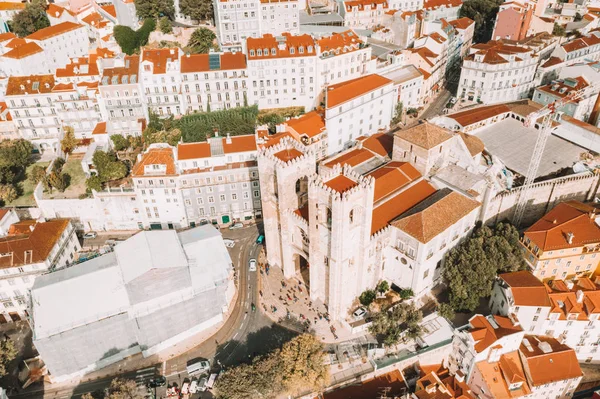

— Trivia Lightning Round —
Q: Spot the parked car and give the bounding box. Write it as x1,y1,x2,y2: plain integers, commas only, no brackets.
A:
223,239,235,248
248,259,257,272
186,359,210,376
147,376,166,388
353,307,367,319
205,373,219,390
83,232,97,239
228,222,244,230
256,235,265,245
197,377,208,392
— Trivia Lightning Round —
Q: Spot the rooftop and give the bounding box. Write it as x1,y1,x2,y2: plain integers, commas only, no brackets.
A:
26,21,84,41
131,147,177,177
6,75,55,96
524,201,600,251
141,48,180,74
395,122,453,150
326,74,392,108
177,134,257,161
499,271,552,307
475,351,531,398
180,52,247,73
468,314,523,353
323,174,358,193
247,33,316,60
367,161,420,202
2,42,43,60
286,111,325,138
519,335,582,386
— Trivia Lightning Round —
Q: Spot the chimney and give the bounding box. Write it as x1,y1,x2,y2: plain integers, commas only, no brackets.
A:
566,280,574,290
566,232,574,244
455,370,465,383
226,133,232,144
577,289,584,303
213,128,219,137
28,225,34,232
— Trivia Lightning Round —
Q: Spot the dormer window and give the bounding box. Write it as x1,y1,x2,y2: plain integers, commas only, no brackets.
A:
271,47,276,55
308,45,313,53
257,49,262,56
290,47,295,54
299,46,304,54
250,49,255,56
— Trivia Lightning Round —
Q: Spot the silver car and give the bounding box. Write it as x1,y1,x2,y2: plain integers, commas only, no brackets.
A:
248,259,257,272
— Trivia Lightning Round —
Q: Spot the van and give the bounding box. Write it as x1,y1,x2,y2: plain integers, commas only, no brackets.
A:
205,373,219,390
256,235,264,245
186,359,210,376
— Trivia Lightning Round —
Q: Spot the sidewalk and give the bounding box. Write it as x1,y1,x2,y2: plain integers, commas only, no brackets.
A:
257,261,359,343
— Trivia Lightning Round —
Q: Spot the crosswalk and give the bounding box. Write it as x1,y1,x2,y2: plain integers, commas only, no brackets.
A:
134,367,156,387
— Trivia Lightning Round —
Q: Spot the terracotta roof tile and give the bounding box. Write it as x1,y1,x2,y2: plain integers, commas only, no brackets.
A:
344,0,388,11
177,135,256,161
524,201,600,251
468,314,523,353
537,77,588,101
47,3,75,18
6,74,55,96
247,33,316,60
26,21,84,41
55,56,100,78
395,122,453,149
542,56,562,68
0,2,25,10
371,179,436,235
323,369,407,399
0,219,71,268
317,30,362,54
4,38,26,49
2,42,43,59
457,132,484,156
286,111,325,138
475,351,531,398
324,174,358,193
274,147,303,162
360,132,394,157
367,161,421,202
181,52,246,73
326,74,392,108
131,147,177,177
499,271,552,307
449,17,474,30
423,0,461,10
294,204,309,221
447,104,511,127
392,190,480,243
92,122,106,135
101,4,116,18
519,335,582,386
0,32,15,42
141,47,180,74
101,55,139,85
324,148,377,168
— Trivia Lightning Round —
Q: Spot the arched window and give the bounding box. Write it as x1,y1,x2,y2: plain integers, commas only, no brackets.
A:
327,208,332,229
349,209,354,224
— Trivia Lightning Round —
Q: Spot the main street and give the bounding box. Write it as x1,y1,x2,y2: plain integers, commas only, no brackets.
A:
12,224,287,399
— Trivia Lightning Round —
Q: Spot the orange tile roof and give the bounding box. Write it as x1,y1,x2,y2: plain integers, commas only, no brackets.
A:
562,34,600,53
322,369,407,399
499,271,552,307
395,122,453,149
223,135,257,154
317,30,362,54
457,132,484,156
286,111,325,138
0,2,25,10
55,56,99,77
541,56,563,68
177,135,256,160
26,21,84,41
259,131,296,149
475,351,531,399
0,219,71,268
4,38,26,49
424,0,462,10
468,315,523,353
0,102,12,121
326,74,392,108
101,55,139,85
371,179,436,235
0,32,15,42
294,204,309,221
520,335,582,386
360,133,394,157
524,201,600,251
392,190,480,243
2,42,43,59
367,161,420,202
449,17,474,30
447,104,511,127
6,75,55,96
247,33,316,60
181,52,246,73
324,174,358,193
131,147,177,177
324,148,377,168
415,365,474,399
344,0,388,11
101,4,116,18
537,76,588,102
274,148,303,162
92,122,106,135
82,12,106,27
47,3,75,18
141,48,180,74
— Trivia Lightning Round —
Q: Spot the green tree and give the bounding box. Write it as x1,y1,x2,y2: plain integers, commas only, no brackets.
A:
86,175,103,192
92,151,128,182
159,16,172,34
0,338,17,377
11,0,50,37
111,135,130,152
553,23,566,36
143,128,182,146
134,0,175,19
60,126,78,155
391,101,403,125
28,165,46,185
113,25,138,55
438,302,455,321
128,135,143,149
399,288,414,300
369,302,423,346
187,27,216,54
359,289,376,306
47,172,69,192
377,280,389,294
0,184,17,204
179,0,213,21
105,378,143,399
459,0,503,43
257,112,285,134
176,105,259,142
279,334,328,393
52,157,65,174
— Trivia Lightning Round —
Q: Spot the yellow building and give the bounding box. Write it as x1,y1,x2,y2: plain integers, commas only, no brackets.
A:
521,200,600,281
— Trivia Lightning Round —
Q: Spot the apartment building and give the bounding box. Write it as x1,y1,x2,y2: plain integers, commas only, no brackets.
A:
98,55,147,138
551,31,600,66
25,22,89,72
324,74,395,154
245,33,318,110
492,1,535,41
5,75,61,154
0,41,50,77
177,133,261,225
533,77,598,123
47,3,77,26
520,201,600,281
0,218,80,323
55,55,103,84
180,52,249,113
383,65,424,108
0,102,16,141
448,17,475,60
140,48,184,117
316,30,372,88
457,41,539,104
213,0,300,50
413,365,474,399
132,144,187,230
490,270,600,363
52,82,102,139
423,0,462,21
339,0,389,29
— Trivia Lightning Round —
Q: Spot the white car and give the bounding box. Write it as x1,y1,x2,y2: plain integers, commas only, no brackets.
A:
223,239,235,248
353,307,367,319
83,232,97,239
248,259,257,272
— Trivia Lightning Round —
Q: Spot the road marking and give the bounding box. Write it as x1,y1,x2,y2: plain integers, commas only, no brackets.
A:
244,313,248,320
224,342,231,349
247,291,250,299
234,332,239,339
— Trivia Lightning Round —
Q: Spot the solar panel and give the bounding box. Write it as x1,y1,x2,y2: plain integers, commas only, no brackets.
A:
209,54,220,70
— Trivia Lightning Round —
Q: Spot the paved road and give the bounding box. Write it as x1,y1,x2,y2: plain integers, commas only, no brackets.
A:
17,224,288,399
419,89,452,121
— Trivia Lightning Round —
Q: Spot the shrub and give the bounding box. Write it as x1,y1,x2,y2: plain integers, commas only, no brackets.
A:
359,290,377,307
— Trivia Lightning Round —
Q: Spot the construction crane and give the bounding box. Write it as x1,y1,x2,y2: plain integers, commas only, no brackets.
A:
512,81,600,227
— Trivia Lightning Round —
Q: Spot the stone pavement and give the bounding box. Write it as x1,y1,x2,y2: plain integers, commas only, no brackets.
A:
257,261,360,343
